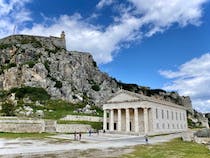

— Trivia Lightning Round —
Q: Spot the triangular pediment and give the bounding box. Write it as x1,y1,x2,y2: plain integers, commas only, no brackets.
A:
107,91,141,102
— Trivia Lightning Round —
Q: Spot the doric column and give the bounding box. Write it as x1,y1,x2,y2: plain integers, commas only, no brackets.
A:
117,109,122,132
110,109,114,131
144,108,149,134
103,109,107,131
134,108,139,133
126,108,130,132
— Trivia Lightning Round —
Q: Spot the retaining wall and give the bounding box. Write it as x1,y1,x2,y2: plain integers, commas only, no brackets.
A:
0,117,45,133
61,115,102,122
0,117,94,133
56,124,91,133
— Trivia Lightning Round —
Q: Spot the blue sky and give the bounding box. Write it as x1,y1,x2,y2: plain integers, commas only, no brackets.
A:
0,0,210,113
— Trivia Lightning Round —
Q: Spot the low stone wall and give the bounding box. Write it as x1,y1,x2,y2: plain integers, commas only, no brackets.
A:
61,115,102,122
0,117,45,133
56,124,91,133
0,117,94,133
194,136,210,144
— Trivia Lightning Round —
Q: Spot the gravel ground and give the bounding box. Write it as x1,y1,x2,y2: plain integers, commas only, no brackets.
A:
0,132,184,158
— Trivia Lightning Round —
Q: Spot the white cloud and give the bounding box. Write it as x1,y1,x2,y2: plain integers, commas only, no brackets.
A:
96,0,114,9
0,0,31,37
0,0,208,64
160,53,210,113
128,0,208,36
21,13,142,64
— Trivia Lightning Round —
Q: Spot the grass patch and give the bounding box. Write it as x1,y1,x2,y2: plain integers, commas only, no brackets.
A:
123,138,210,158
23,60,36,68
0,132,55,139
43,100,85,120
57,120,103,130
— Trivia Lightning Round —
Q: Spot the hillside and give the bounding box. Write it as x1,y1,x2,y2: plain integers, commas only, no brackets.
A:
0,33,200,120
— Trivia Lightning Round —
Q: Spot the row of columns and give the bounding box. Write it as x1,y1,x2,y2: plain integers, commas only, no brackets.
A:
103,108,149,134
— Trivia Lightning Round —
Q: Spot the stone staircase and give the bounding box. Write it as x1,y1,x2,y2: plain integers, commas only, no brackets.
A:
44,120,56,133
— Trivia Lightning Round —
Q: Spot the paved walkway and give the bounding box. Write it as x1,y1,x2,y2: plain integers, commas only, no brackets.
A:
0,132,184,156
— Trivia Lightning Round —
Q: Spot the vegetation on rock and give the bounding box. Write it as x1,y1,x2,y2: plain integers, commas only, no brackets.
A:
23,61,36,68
91,84,100,91
10,87,50,101
1,102,15,116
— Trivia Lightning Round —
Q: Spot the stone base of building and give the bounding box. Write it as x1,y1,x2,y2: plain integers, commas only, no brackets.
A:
105,129,187,136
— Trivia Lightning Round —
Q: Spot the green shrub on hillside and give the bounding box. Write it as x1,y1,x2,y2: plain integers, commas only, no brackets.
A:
0,90,8,101
0,44,12,49
92,61,97,67
23,61,36,68
44,60,51,73
91,84,100,91
20,37,42,48
55,81,62,88
10,86,50,101
1,102,15,116
90,105,103,116
7,63,16,68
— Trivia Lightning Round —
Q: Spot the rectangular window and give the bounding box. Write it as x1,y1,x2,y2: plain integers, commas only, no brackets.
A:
156,109,158,119
156,123,159,129
162,123,165,129
172,111,174,120
167,110,169,119
168,123,170,129
176,112,178,120
162,110,164,119
180,112,182,120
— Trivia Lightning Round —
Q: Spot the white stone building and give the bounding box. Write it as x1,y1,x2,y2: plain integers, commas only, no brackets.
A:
103,90,188,135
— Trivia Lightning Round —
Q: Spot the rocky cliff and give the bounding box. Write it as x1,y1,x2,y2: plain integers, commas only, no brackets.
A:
0,35,119,105
0,34,193,111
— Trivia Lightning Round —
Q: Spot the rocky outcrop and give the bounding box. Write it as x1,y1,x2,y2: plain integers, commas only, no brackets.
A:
0,34,195,112
0,35,119,105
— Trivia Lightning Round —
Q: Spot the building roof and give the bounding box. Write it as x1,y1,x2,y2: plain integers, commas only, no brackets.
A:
104,89,187,110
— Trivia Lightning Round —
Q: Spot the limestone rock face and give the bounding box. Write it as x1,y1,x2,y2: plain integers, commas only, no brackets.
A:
0,35,119,105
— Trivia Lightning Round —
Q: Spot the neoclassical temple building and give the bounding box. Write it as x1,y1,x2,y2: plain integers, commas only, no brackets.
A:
103,90,188,135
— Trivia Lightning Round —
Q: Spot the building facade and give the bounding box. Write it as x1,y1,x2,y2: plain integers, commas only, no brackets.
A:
103,90,188,135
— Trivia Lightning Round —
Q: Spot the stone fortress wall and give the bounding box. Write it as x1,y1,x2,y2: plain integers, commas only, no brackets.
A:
0,31,66,50
0,117,45,133
0,115,100,133
49,31,66,49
